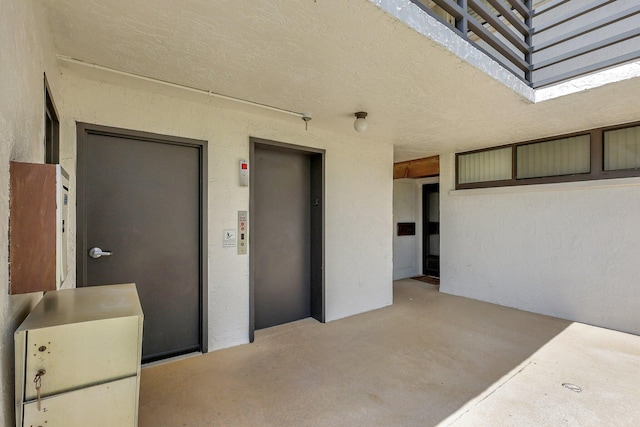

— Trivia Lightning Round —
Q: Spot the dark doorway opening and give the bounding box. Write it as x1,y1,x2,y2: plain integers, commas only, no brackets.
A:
422,183,440,278
249,138,324,341
44,76,59,165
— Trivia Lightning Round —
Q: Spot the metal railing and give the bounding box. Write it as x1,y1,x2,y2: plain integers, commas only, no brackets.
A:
410,0,640,88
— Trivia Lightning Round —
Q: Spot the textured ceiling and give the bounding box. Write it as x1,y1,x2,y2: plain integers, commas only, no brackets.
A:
42,0,640,161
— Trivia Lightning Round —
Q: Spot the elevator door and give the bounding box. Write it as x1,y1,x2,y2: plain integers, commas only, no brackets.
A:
253,145,318,330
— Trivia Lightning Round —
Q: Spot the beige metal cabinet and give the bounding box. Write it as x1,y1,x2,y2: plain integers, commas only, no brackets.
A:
15,284,143,427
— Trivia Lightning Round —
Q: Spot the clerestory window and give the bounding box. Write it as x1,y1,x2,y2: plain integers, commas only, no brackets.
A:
456,121,640,189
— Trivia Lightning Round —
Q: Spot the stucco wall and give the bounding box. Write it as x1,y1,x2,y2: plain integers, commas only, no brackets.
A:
439,152,640,335
393,180,419,280
0,0,61,424
57,70,394,351
0,2,393,420
371,0,534,101
393,177,440,280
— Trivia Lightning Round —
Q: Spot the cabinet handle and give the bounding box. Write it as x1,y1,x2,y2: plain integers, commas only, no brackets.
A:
33,369,46,411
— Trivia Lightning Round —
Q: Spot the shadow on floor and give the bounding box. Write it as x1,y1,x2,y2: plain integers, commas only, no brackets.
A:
139,279,573,426
410,275,440,285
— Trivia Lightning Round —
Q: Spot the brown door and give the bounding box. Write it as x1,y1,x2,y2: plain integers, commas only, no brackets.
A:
77,124,204,362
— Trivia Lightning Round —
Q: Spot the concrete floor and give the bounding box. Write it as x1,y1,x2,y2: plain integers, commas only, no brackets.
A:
139,279,640,426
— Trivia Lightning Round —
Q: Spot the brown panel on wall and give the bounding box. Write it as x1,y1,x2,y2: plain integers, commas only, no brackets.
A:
9,162,57,294
394,156,440,179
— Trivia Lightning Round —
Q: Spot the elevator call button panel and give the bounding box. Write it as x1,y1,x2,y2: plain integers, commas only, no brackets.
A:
238,210,248,255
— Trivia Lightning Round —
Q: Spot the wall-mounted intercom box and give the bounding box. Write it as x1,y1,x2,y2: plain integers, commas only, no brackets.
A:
9,161,69,294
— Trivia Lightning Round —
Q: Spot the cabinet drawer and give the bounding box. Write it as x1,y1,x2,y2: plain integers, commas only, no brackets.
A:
23,316,139,400
22,376,138,427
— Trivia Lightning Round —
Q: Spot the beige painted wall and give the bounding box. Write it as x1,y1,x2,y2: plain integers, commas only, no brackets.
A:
57,68,394,351
0,0,62,424
1,1,393,422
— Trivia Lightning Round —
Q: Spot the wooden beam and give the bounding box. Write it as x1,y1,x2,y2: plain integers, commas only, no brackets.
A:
393,156,440,179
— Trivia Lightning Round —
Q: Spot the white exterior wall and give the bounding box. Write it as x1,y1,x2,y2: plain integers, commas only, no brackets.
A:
57,72,394,351
439,152,640,335
0,1,62,424
392,177,439,280
393,180,418,280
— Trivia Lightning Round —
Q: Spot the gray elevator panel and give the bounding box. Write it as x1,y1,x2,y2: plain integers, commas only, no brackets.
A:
254,146,311,329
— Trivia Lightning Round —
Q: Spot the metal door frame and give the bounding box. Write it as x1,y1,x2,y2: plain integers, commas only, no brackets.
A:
76,122,208,354
249,137,325,342
422,183,440,278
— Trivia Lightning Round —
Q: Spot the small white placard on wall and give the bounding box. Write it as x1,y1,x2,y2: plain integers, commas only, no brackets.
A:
223,229,237,247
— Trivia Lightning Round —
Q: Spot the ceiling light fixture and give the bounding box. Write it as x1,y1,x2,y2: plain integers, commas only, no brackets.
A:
354,111,368,132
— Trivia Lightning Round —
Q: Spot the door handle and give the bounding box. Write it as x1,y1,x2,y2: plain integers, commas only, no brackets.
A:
89,247,113,259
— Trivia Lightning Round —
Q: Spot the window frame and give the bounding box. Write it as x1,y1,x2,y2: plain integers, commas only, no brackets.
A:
44,74,60,165
455,120,640,190
603,125,640,172
457,146,513,185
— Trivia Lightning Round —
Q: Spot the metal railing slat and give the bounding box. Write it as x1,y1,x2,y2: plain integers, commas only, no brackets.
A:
407,0,640,88
533,28,640,71
532,0,617,34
